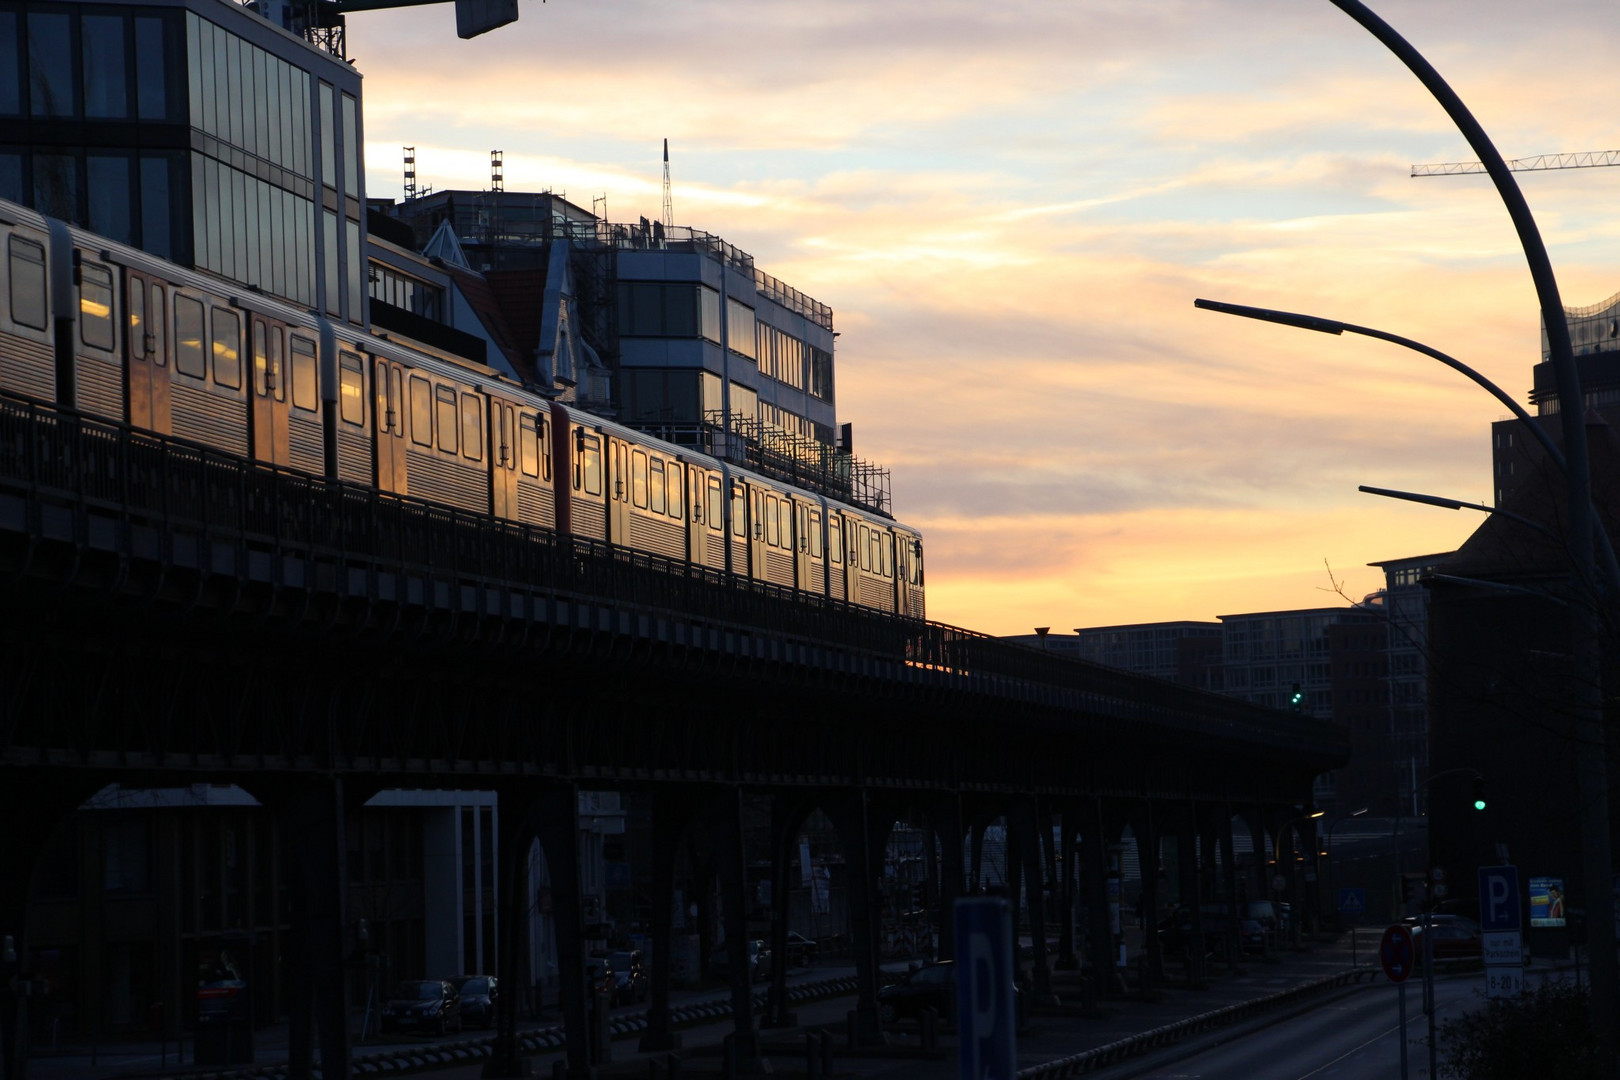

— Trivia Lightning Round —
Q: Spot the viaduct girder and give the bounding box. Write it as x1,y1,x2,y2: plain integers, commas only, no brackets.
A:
0,395,1348,802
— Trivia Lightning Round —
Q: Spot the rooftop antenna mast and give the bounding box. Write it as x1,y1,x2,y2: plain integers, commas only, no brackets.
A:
661,138,674,229
403,145,417,200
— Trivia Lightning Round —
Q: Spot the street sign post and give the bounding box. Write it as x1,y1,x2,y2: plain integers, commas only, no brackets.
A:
1478,865,1523,999
1381,924,1415,1080
954,897,1016,1080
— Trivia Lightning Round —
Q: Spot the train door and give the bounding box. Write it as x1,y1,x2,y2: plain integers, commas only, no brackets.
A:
124,269,171,434
607,435,631,545
373,356,407,494
748,484,769,581
686,464,708,565
826,511,847,602
488,394,520,520
792,498,812,592
249,316,290,466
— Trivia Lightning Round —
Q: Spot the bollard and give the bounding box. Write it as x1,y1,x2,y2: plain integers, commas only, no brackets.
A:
920,1006,938,1052
805,1031,819,1076
819,1029,833,1076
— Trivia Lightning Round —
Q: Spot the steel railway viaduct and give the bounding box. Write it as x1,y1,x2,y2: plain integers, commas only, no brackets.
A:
0,398,1347,1079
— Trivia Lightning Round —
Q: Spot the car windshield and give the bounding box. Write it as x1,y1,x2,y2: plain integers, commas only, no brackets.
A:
399,981,442,1000
456,977,489,993
610,953,635,970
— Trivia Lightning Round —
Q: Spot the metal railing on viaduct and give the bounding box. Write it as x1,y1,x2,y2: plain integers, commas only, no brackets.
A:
0,394,1348,1080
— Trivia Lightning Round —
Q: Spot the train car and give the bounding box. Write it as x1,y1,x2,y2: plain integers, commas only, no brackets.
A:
0,195,925,617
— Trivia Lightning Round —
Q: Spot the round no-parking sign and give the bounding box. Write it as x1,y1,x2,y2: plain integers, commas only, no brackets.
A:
1381,924,1415,983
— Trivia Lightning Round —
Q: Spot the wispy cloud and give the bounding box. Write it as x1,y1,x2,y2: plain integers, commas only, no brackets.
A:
352,0,1620,635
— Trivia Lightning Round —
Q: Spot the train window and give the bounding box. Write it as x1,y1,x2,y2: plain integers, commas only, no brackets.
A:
434,385,457,454
174,295,205,377
829,516,842,565
409,375,431,446
765,495,779,547
519,414,540,477
668,465,684,521
460,392,481,461
253,322,269,395
869,530,881,574
631,450,648,508
580,433,602,496
539,417,551,480
859,526,871,571
8,237,46,330
913,541,924,585
338,353,363,424
127,277,144,355
649,457,665,514
290,336,317,410
882,533,893,578
808,511,822,559
79,263,115,351
706,476,722,532
211,308,241,389
731,483,745,538
780,499,793,550
149,285,166,365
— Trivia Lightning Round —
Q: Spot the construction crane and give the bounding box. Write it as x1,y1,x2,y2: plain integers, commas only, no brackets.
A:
1411,149,1620,177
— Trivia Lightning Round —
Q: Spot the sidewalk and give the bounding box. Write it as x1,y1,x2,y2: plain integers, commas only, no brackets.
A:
22,933,1400,1080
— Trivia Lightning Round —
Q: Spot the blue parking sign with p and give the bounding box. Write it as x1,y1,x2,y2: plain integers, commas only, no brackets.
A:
1479,865,1521,931
955,896,1017,1080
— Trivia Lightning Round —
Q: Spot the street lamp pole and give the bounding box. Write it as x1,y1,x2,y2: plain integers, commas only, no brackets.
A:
1314,3,1614,1055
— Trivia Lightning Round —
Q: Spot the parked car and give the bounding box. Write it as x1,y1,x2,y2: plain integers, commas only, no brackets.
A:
446,975,497,1029
585,956,616,999
709,939,771,982
609,950,647,1005
381,980,462,1036
1157,906,1267,957
785,931,819,967
1407,918,1484,963
876,960,1025,1029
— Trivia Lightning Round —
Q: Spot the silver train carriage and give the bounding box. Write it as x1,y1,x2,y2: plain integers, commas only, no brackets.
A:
0,197,924,618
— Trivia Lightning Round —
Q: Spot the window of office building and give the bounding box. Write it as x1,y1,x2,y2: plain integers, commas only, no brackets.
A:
726,298,756,359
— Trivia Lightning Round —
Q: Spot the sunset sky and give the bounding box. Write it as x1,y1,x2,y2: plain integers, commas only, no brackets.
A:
349,0,1620,636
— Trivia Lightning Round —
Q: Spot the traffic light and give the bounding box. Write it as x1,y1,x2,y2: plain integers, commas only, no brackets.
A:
1472,777,1486,811
1289,684,1304,713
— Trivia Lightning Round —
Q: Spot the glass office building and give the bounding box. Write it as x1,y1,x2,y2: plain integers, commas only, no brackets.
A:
0,0,366,322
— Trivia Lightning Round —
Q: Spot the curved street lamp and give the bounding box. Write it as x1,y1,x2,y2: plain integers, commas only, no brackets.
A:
1314,3,1614,1053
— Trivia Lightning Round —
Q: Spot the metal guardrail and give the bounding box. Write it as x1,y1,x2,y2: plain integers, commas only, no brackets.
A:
0,394,1346,758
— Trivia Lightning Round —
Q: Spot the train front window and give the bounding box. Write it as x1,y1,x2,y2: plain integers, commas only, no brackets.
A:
519,414,539,477
649,457,665,514
9,237,46,330
460,392,481,461
434,385,457,454
290,337,316,411
338,354,363,424
706,477,722,532
211,308,240,389
174,295,204,377
79,262,114,350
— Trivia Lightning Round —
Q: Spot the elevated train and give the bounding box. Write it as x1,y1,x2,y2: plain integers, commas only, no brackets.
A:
0,197,924,617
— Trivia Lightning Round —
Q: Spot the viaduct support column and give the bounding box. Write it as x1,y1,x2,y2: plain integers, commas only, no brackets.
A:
639,790,693,1053
486,785,540,1079
1054,805,1079,970
934,796,967,962
535,785,592,1080
712,789,766,1072
275,777,354,1080
1015,803,1056,1004
832,790,886,1044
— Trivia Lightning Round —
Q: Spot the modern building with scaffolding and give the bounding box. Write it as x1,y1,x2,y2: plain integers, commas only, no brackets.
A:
370,187,894,517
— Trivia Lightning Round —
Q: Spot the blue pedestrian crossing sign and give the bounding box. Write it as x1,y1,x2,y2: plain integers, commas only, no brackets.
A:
1338,887,1366,915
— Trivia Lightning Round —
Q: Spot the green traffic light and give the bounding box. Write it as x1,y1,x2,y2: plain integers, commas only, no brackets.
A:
1471,776,1486,811
1474,797,1487,811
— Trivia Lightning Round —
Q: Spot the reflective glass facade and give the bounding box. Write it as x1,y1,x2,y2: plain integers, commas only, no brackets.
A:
0,0,363,319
